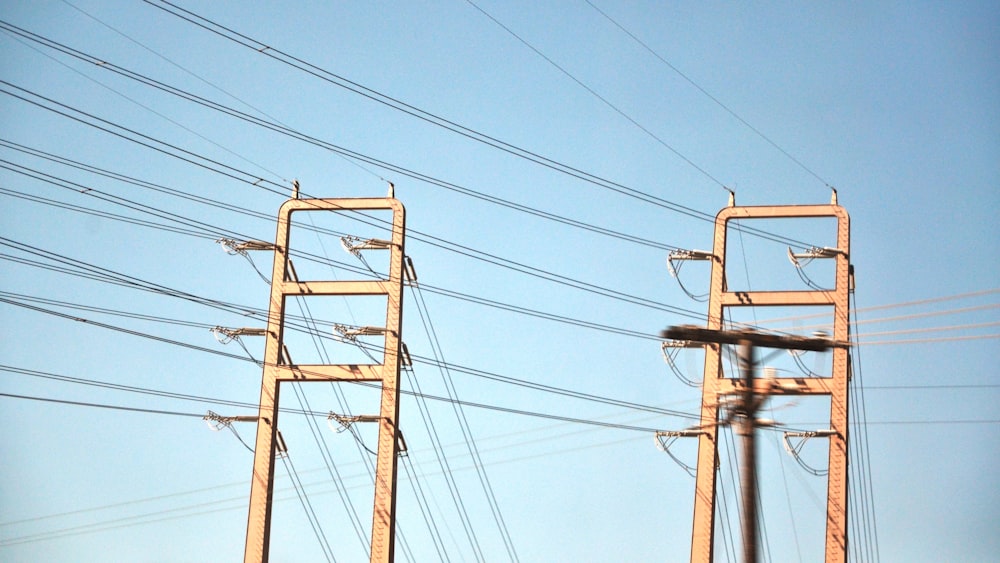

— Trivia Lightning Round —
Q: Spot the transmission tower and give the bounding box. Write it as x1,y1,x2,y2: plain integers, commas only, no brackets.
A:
664,198,852,562
244,196,407,563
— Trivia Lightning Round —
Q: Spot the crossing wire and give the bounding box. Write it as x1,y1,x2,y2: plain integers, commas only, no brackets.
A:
464,0,731,192
583,0,835,191
131,3,820,249
277,441,338,563
849,291,881,562
405,361,484,561
410,281,520,562
0,19,684,253
286,381,371,560
399,450,450,562
0,279,698,428
4,143,672,340
0,94,712,326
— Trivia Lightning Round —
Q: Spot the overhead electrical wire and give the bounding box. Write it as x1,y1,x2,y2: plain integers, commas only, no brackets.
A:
0,237,692,417
276,438,338,563
0,280,695,430
2,136,705,332
0,65,831,338
0,186,215,240
0,362,677,440
0,235,707,424
409,280,520,562
849,292,880,562
403,358,485,561
0,80,288,197
0,12,976,556
0,391,205,418
582,0,835,192
464,0,731,193
286,381,371,559
0,94,714,328
130,3,819,250
0,19,687,253
5,171,988,350
13,159,986,349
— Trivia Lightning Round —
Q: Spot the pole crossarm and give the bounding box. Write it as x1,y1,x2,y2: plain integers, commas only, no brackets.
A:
661,325,845,352
244,197,406,563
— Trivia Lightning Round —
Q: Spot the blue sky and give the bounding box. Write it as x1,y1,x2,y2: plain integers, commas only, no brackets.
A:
1,1,998,561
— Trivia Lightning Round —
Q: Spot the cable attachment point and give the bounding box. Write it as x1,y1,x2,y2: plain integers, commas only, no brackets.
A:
205,411,258,453
204,410,259,430
216,238,275,283
661,340,705,387
332,324,386,363
787,246,847,267
787,246,847,290
340,235,392,257
783,430,837,476
667,249,715,301
216,237,275,255
654,429,706,476
333,324,388,341
210,327,266,366
327,412,387,456
341,235,392,275
327,412,383,432
210,326,267,344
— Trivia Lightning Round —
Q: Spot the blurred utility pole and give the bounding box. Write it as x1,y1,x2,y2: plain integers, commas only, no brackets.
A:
662,326,843,563
661,199,852,563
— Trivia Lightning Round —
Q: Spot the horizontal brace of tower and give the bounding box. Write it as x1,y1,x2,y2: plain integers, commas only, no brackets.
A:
720,290,840,307
268,364,384,382
275,280,393,296
717,377,837,396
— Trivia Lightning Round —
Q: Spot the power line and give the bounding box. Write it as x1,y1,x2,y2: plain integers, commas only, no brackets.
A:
1,126,710,323
0,18,683,252
410,282,519,562
583,0,834,191
0,391,204,417
464,0,730,192
135,2,819,250
0,80,289,196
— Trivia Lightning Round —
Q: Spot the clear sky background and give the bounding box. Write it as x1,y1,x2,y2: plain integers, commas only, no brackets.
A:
1,1,998,562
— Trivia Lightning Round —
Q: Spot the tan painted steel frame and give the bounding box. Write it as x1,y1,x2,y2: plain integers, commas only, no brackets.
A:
244,197,406,563
690,204,850,563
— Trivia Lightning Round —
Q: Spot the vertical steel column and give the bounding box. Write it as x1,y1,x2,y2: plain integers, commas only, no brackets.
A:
688,204,850,563
688,208,728,562
244,197,406,563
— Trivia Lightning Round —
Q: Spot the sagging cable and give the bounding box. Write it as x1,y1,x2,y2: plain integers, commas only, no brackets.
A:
661,340,704,387
332,324,385,363
783,429,836,476
787,246,847,290
327,412,406,457
667,249,715,301
217,237,274,283
341,235,392,275
210,326,265,366
654,429,706,477
204,410,257,452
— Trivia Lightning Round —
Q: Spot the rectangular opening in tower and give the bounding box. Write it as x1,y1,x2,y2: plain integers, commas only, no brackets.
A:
724,217,840,292
280,294,391,366
284,207,396,283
